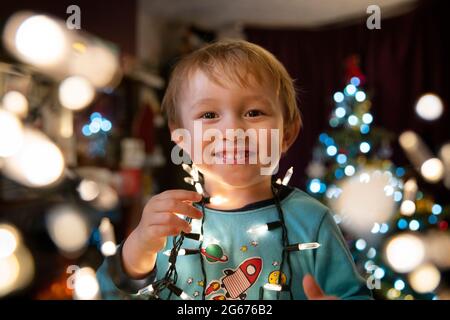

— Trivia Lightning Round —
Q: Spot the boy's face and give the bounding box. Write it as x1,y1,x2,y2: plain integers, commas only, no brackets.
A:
172,69,294,189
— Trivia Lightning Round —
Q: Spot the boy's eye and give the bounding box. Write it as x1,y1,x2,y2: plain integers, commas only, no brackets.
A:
245,110,264,117
201,112,218,119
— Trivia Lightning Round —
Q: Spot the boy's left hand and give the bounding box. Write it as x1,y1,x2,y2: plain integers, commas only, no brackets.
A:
303,274,339,300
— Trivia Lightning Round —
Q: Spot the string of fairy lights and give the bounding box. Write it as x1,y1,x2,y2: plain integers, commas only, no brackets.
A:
135,164,320,300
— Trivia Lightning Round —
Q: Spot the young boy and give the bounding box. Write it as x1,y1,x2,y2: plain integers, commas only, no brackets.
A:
96,40,372,300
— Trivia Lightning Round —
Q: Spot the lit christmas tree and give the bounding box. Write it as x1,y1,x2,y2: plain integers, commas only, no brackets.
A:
305,56,449,300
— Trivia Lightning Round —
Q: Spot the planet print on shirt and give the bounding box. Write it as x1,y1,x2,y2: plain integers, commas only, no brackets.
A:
200,243,229,263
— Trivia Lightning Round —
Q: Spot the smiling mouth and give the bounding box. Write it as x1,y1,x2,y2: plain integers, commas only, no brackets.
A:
212,150,257,164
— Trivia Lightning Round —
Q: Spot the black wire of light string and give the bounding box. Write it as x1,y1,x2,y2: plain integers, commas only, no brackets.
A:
154,229,185,299
153,182,292,300
271,183,294,300
198,197,208,300
151,197,208,300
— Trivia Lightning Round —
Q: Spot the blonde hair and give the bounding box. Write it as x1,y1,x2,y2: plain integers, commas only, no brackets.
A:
161,39,301,129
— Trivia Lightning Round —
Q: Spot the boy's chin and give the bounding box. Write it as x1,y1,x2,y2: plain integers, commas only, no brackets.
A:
201,165,273,188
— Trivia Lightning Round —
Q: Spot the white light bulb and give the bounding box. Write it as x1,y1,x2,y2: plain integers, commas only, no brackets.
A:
335,107,346,118
348,115,359,126
345,84,357,95
298,242,321,250
344,165,355,176
309,179,321,193
355,91,366,102
263,283,282,291
362,113,373,124
194,182,204,195
355,239,367,250
137,284,154,296
334,92,344,103
281,167,294,186
360,142,371,153
180,291,194,300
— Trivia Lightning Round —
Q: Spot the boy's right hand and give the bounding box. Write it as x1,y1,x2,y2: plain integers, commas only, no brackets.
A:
122,190,203,278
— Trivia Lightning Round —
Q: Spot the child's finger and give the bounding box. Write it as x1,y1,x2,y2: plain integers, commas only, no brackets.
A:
152,199,203,219
303,274,325,300
147,212,192,233
146,223,191,239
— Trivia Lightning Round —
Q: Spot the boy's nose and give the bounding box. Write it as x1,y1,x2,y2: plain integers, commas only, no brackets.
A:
219,115,248,132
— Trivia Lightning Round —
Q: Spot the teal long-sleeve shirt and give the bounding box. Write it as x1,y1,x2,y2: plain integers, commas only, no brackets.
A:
96,187,372,300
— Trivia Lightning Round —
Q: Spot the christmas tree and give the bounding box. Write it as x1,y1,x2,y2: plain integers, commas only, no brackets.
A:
305,55,449,300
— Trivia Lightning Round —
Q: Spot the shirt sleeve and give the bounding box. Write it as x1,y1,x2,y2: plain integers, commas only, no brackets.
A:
313,210,373,300
96,242,158,300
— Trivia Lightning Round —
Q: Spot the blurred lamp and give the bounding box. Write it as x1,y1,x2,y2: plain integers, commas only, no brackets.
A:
0,225,34,298
408,263,441,293
99,218,116,257
400,179,417,216
385,233,425,273
77,179,100,201
0,255,20,297
13,15,67,67
0,224,20,259
92,183,119,211
0,109,23,157
399,131,444,183
2,91,29,118
400,200,416,216
2,127,65,187
73,267,100,300
439,143,450,189
327,170,396,237
59,76,95,111
3,12,121,88
46,205,89,256
69,44,121,88
420,158,444,183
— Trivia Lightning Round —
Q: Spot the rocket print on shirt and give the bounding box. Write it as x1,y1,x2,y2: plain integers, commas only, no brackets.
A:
205,257,263,300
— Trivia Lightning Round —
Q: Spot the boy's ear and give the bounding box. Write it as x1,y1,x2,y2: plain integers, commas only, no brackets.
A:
282,114,301,153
